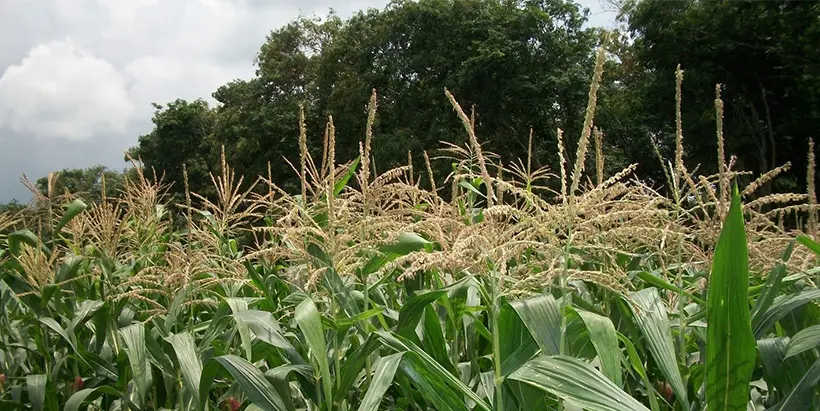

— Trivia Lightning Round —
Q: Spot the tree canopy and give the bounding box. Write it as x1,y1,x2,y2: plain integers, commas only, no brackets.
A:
130,0,600,197
611,0,820,192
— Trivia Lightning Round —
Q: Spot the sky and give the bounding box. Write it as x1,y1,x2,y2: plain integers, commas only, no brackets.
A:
0,0,617,203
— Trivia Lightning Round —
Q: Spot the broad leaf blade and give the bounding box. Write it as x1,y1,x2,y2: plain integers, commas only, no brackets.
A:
357,353,404,411
754,290,820,338
56,199,87,233
507,294,562,356
376,331,491,411
294,297,333,405
509,355,650,411
785,324,820,359
766,358,820,411
576,309,622,387
628,288,689,408
705,184,756,411
199,355,288,411
167,332,202,405
234,309,294,350
119,323,151,408
26,374,46,411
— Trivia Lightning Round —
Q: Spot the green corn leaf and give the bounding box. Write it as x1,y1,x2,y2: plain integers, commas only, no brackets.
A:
785,324,820,359
628,288,689,408
64,386,122,411
226,297,253,361
376,331,491,411
26,374,46,411
40,317,79,354
498,299,542,377
507,294,562,356
234,310,294,351
334,156,360,195
509,355,650,411
757,337,809,398
766,358,820,411
357,353,404,411
144,328,176,377
266,364,316,411
56,199,87,233
119,323,151,408
575,309,623,387
751,262,790,331
421,305,454,372
199,355,288,411
753,290,820,338
335,336,380,403
795,234,820,256
617,333,660,411
294,297,333,406
705,184,756,411
167,332,202,405
69,299,103,331
396,276,471,337
361,232,431,277
635,271,705,305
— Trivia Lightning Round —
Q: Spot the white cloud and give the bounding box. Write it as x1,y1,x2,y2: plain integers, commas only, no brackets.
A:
0,38,135,140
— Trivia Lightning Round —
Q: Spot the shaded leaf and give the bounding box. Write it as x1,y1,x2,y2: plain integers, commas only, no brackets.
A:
509,355,650,411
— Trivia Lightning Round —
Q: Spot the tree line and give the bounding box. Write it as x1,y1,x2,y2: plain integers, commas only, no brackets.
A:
6,0,820,208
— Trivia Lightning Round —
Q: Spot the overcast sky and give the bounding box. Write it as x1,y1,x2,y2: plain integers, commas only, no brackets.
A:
0,0,616,203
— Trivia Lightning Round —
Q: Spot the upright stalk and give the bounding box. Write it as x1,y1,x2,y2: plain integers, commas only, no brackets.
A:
490,266,504,411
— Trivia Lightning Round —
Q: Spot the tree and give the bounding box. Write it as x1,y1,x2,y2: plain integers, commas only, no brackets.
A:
134,0,599,197
129,99,218,199
34,165,131,202
617,0,820,193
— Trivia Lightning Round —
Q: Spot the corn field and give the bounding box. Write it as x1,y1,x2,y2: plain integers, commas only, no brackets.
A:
1,49,819,411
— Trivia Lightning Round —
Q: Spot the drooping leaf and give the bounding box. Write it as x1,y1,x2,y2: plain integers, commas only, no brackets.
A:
635,270,705,305
357,353,404,411
705,184,756,411
575,309,623,387
795,234,820,256
199,355,288,411
334,336,381,403
226,297,253,361
757,337,809,398
334,156,360,195
64,386,122,411
754,290,820,338
617,333,660,411
167,332,202,405
361,232,431,277
56,199,87,233
509,355,650,411
376,331,491,411
294,297,333,406
784,324,820,359
119,323,151,408
396,276,471,337
26,374,46,411
766,358,820,411
421,305,455,372
507,294,562,356
234,310,294,351
628,288,690,409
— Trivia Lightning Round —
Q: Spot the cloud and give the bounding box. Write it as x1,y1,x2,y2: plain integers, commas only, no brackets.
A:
0,38,135,140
